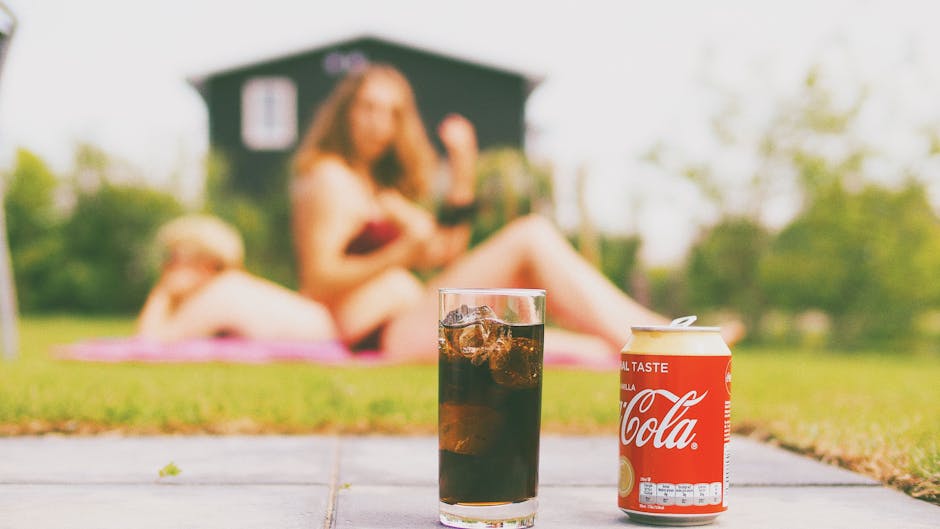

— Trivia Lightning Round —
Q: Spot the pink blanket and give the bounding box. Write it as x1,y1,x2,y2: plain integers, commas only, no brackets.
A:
59,338,384,365
57,338,616,369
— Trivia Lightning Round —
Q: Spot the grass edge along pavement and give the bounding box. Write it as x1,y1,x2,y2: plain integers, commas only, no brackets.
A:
0,316,937,505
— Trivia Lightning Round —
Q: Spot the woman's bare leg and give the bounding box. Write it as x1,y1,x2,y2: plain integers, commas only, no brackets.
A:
330,269,424,345
382,215,669,360
544,328,617,364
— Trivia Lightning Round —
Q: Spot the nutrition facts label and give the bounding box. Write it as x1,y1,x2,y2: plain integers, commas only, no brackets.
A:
638,481,723,506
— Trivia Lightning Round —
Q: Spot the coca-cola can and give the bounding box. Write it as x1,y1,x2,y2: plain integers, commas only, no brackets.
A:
618,317,732,526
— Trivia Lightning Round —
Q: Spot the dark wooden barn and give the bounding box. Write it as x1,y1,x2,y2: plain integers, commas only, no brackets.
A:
188,34,541,197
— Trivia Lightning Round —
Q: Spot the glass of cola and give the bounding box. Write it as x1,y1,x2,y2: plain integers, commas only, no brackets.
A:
438,288,545,528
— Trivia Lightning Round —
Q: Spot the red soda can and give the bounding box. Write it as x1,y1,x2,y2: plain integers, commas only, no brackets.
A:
618,316,732,526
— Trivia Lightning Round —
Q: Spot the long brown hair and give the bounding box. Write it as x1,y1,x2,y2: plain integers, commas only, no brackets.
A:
292,64,437,199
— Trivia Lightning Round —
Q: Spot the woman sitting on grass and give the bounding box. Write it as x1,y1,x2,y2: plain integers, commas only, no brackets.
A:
290,64,745,362
137,214,337,342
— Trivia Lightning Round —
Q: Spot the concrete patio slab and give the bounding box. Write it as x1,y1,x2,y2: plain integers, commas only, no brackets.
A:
339,435,435,486
0,484,329,529
0,434,933,528
337,435,876,488
727,436,877,486
0,435,336,485
332,484,939,529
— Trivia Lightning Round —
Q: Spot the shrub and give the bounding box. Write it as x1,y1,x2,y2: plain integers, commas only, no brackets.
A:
4,146,184,314
4,149,64,311
56,183,183,312
686,217,770,332
760,182,940,346
471,148,554,245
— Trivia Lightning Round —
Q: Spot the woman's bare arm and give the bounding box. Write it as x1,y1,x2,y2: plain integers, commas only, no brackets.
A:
136,285,174,338
136,282,226,342
415,113,479,268
376,189,471,270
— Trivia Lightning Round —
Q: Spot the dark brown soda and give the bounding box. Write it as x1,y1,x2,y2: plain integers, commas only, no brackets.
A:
438,322,543,505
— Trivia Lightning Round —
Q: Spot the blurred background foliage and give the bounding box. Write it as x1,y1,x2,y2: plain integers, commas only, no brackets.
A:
2,67,939,350
4,146,183,313
662,66,940,350
471,147,554,245
202,151,296,289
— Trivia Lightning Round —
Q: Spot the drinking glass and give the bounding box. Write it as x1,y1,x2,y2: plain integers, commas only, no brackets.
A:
438,288,545,528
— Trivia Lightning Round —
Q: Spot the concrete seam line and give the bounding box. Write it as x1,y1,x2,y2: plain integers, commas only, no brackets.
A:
322,436,341,529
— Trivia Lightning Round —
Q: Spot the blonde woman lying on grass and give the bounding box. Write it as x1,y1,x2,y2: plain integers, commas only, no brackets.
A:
137,214,337,342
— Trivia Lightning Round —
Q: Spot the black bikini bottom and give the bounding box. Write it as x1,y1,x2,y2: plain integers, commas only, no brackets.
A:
350,324,387,352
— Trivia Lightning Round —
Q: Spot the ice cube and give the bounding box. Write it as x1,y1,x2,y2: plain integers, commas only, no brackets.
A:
439,322,487,364
441,304,497,327
458,322,489,365
438,325,461,361
482,320,512,360
439,306,512,365
489,337,542,388
439,401,504,455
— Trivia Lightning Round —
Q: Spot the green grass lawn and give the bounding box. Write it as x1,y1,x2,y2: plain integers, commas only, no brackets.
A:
1,316,937,503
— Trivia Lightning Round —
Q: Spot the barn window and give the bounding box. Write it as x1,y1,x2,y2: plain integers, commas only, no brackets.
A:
241,77,297,150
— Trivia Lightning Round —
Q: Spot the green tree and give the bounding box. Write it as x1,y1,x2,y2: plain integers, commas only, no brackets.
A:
4,149,59,247
4,145,186,313
651,65,940,345
647,266,688,318
686,217,770,331
679,65,870,217
471,148,554,245
203,151,296,287
3,149,64,311
598,235,642,294
56,182,183,312
761,182,940,346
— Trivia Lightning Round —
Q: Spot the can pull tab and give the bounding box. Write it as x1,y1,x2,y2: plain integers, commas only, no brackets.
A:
670,315,697,327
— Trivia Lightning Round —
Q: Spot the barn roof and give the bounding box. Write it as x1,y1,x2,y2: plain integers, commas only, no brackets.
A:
187,32,544,99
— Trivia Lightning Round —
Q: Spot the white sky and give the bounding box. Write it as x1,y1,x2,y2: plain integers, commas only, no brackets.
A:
1,0,938,264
